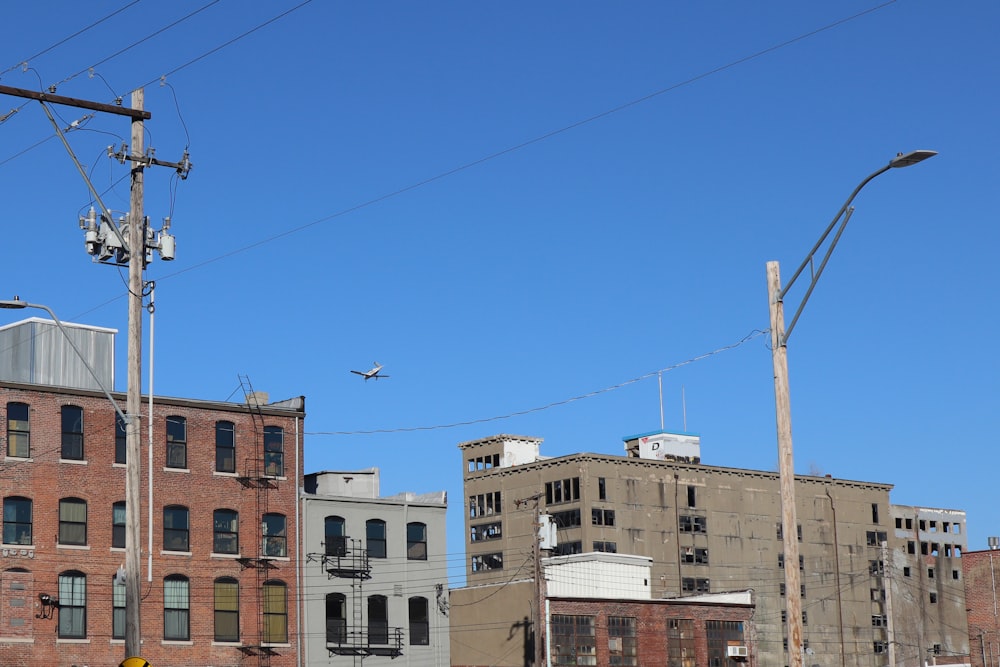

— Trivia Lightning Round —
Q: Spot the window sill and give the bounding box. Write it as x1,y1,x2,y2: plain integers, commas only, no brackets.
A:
112,462,126,468
1,544,34,550
111,547,125,552
213,471,239,477
56,638,91,644
161,550,193,557
162,640,194,645
59,459,88,465
163,467,190,473
4,456,32,462
213,640,242,646
57,544,91,551
211,552,242,559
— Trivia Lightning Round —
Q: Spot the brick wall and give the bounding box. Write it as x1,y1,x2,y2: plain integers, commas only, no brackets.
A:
0,382,304,667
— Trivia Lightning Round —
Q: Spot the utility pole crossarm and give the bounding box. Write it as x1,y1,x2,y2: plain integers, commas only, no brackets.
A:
0,83,150,119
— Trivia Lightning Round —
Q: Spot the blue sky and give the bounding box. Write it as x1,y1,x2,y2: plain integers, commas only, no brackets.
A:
2,1,997,586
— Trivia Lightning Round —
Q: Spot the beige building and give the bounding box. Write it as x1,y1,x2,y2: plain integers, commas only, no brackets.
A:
455,432,969,667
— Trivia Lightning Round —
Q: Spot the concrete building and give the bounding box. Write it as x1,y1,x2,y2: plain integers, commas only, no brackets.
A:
456,432,969,667
451,551,757,667
0,318,304,667
300,468,449,666
962,545,1000,667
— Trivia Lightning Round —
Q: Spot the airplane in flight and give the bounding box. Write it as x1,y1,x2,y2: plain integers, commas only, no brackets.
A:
350,362,389,381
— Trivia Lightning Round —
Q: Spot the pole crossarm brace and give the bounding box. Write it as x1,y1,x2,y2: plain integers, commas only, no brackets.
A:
775,150,937,345
0,84,150,119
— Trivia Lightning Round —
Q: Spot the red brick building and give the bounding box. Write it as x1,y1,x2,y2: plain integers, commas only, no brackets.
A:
964,548,1000,667
0,372,304,667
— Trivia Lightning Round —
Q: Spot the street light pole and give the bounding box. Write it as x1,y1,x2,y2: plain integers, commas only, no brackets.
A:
768,150,937,667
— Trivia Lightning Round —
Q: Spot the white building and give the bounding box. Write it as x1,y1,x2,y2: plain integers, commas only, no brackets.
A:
301,468,450,666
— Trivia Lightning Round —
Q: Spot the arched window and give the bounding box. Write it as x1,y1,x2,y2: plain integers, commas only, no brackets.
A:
407,522,427,560
215,421,235,473
166,415,187,469
409,596,429,645
61,405,84,460
58,498,87,545
368,595,388,644
3,496,32,545
112,501,126,548
7,402,29,458
325,516,346,556
326,592,347,644
214,577,240,642
263,426,284,476
263,580,288,644
164,574,190,640
366,519,387,559
58,570,86,638
164,505,190,552
214,509,239,554
262,513,287,557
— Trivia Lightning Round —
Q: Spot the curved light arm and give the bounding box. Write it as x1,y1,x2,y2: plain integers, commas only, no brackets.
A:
0,298,129,424
778,150,937,344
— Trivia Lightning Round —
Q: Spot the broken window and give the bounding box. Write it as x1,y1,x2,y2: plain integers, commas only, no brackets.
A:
593,541,617,553
872,504,880,524
679,515,707,533
592,509,615,526
866,531,888,546
598,477,607,501
470,521,502,542
687,486,696,508
682,548,709,565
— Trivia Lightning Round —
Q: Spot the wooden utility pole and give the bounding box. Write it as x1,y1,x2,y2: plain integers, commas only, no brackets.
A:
883,541,896,667
124,88,145,659
768,260,803,667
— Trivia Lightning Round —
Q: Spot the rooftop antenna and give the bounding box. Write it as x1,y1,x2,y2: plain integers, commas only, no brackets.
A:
658,372,664,431
682,385,688,432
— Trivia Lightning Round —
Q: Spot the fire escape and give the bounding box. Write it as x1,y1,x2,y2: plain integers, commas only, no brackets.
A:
235,375,281,666
306,537,404,662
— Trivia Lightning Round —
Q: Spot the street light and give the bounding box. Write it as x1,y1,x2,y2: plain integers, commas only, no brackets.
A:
0,297,141,657
767,150,936,667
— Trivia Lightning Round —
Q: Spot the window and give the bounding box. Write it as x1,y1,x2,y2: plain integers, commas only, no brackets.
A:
213,509,239,554
326,593,346,644
867,530,888,546
668,618,695,667
593,541,617,553
468,491,502,518
608,616,637,666
687,485,696,508
545,478,581,505
59,498,87,545
112,501,126,548
598,477,607,500
679,515,707,533
58,571,86,638
214,577,239,642
164,575,190,640
263,580,288,644
903,566,911,577
366,519,386,559
262,513,287,557
409,596,429,645
551,614,596,666
166,415,187,469
777,522,803,541
872,615,888,627
706,620,744,667
3,496,32,545
553,541,583,556
681,578,710,593
682,548,709,564
778,553,803,570
552,509,581,528
263,425,284,476
870,560,885,576
874,641,887,654
470,522,502,542
164,505,190,552
61,405,84,460
113,577,125,639
928,567,935,579
471,552,503,572
592,509,615,526
115,412,127,464
929,592,937,603
872,503,880,523
215,421,235,473
368,595,389,645
908,540,916,554
325,516,346,556
7,402,29,457
407,522,427,560
781,583,807,597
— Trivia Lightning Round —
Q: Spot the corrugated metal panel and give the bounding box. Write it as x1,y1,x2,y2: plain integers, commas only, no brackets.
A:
0,318,115,391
